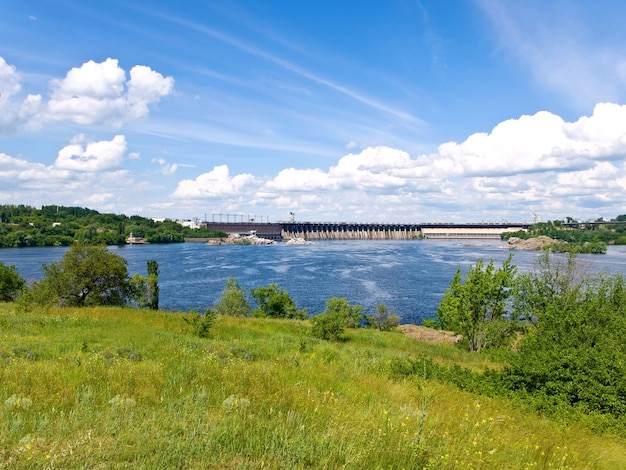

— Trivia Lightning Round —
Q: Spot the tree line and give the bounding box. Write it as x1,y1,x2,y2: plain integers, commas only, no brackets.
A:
0,204,226,247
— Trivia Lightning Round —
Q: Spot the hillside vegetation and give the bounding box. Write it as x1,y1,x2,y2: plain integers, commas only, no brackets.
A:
502,216,626,254
1,304,625,469
0,204,226,247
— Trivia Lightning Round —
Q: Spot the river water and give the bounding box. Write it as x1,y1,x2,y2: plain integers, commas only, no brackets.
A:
2,240,626,325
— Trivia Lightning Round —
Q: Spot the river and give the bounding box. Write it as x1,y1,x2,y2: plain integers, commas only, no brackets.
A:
2,240,626,325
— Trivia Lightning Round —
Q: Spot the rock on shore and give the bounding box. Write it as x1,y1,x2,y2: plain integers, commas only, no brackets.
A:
506,235,556,251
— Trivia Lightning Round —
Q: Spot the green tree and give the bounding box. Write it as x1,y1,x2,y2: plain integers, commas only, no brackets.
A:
30,244,131,307
311,297,366,341
250,283,306,319
505,269,626,417
512,252,586,325
215,277,250,316
437,255,516,352
364,302,401,331
0,261,25,302
323,297,364,328
147,259,159,310
310,311,348,341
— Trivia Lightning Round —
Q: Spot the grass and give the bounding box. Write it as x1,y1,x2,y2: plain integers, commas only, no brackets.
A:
1,303,625,469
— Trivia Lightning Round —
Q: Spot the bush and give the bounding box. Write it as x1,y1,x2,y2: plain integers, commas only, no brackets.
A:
250,283,306,319
183,307,216,338
364,303,400,331
215,277,250,316
310,312,347,341
437,255,517,352
311,297,367,341
0,261,25,302
504,270,626,417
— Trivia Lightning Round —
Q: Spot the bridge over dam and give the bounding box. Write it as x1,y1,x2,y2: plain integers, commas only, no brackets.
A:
201,221,530,240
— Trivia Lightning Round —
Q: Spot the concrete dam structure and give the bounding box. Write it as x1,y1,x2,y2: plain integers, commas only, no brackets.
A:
202,221,529,241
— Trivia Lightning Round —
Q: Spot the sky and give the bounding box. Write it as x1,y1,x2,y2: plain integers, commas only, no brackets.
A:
2,0,626,223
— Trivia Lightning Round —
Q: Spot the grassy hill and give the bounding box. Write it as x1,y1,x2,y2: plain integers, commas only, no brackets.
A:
1,304,625,469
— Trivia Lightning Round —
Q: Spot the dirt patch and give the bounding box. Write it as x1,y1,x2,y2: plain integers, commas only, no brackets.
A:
506,235,556,251
398,324,462,344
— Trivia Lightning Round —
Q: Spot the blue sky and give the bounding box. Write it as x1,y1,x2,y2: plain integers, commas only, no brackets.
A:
2,0,626,223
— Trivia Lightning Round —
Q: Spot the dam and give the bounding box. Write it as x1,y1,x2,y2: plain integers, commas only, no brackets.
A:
201,221,529,241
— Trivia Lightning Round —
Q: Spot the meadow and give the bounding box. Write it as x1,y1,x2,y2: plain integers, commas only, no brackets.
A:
1,304,625,469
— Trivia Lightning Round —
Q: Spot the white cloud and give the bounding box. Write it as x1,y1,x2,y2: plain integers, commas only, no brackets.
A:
171,165,256,198
0,57,42,134
0,56,173,132
164,101,625,221
45,58,174,127
152,157,178,176
54,134,127,172
437,104,626,176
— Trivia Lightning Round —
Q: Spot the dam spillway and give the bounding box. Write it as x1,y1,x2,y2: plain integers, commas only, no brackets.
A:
280,222,422,240
201,221,529,241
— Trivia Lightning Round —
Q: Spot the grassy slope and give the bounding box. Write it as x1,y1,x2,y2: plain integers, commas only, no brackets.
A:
1,304,625,469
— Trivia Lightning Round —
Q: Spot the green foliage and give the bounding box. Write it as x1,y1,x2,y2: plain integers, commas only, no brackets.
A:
0,261,25,302
504,254,626,418
183,307,216,338
0,204,227,247
322,296,364,328
214,277,250,316
146,259,159,310
501,219,621,251
310,311,347,341
364,302,401,331
27,244,131,307
512,252,586,325
311,297,369,341
128,274,149,308
437,255,517,352
250,283,306,319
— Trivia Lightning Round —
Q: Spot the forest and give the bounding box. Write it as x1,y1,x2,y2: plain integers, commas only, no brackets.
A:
0,204,227,247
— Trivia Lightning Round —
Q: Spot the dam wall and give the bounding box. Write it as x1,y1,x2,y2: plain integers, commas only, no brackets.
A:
201,221,529,241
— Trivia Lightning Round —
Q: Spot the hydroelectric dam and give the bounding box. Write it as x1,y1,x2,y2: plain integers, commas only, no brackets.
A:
200,221,530,241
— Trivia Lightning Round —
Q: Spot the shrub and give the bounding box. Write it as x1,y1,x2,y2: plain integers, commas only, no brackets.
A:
311,297,367,341
364,302,400,331
215,277,250,316
250,283,306,319
183,307,216,338
437,255,517,352
0,261,25,302
310,312,347,341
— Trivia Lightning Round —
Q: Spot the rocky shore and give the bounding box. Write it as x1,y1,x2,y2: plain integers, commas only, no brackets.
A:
506,235,556,251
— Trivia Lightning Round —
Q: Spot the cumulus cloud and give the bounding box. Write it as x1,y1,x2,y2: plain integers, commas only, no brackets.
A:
0,152,71,190
172,165,256,198
180,103,626,221
46,58,174,127
0,57,42,134
0,56,173,132
54,135,127,172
